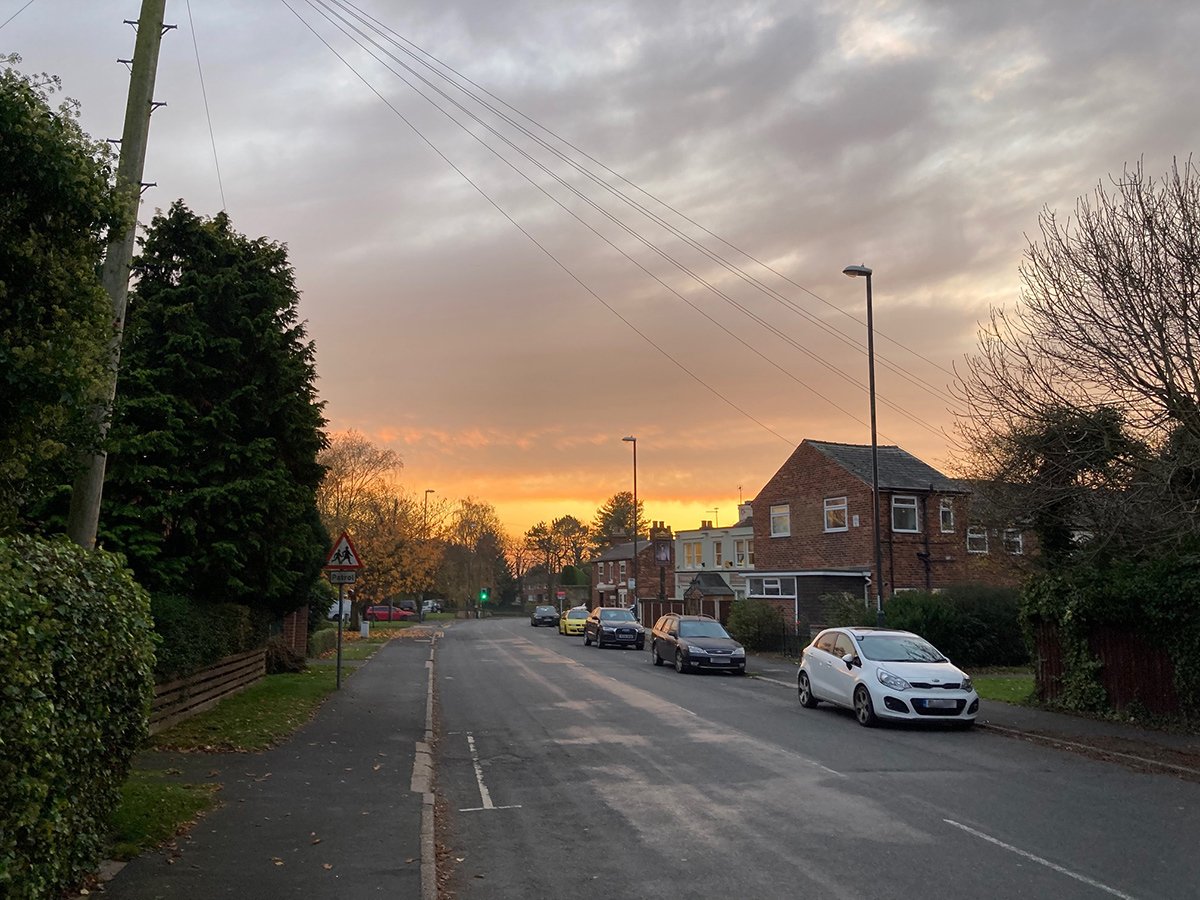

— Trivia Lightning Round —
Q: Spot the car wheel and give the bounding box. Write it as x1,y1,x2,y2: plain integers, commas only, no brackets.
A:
584,632,592,646
675,650,688,674
797,671,819,708
652,641,664,665
853,685,877,727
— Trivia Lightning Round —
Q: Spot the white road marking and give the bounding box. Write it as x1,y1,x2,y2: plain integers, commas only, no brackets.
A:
943,819,1139,899
466,733,493,809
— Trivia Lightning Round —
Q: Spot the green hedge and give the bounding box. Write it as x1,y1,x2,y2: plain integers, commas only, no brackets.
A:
308,625,339,658
152,594,271,681
0,535,155,898
726,599,790,651
1022,555,1200,716
883,585,1028,668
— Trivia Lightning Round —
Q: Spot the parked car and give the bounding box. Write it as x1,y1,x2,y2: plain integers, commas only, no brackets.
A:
365,605,414,622
650,614,745,674
796,627,979,728
327,598,351,621
530,605,560,627
422,600,443,613
558,606,589,636
583,607,644,649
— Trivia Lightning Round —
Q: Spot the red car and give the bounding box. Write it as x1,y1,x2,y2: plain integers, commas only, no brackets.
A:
364,605,414,622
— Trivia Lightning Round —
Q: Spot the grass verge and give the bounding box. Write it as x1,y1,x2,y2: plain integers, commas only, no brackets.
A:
972,669,1035,704
153,666,340,752
108,770,219,860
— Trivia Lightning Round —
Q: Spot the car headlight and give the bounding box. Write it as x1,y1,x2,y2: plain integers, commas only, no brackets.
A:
601,625,616,633
731,647,745,658
876,668,911,691
960,675,974,692
687,645,708,655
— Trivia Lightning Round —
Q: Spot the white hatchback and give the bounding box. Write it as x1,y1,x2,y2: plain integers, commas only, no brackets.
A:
797,627,979,728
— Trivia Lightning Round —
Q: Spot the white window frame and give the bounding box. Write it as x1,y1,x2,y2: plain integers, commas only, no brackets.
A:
735,539,754,566
619,560,627,580
770,504,790,537
1004,529,1024,555
940,498,955,533
967,526,989,554
891,495,919,533
683,541,702,568
714,541,724,566
823,496,848,533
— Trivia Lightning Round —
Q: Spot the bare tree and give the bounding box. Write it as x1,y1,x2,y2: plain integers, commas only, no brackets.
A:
316,430,402,537
955,158,1200,552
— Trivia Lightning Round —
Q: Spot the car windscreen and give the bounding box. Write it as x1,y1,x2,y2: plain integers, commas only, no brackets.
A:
535,606,556,614
678,621,729,638
599,609,635,621
567,609,588,619
855,634,946,663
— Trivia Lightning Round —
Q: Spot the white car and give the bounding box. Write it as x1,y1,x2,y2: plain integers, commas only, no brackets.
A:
797,627,979,728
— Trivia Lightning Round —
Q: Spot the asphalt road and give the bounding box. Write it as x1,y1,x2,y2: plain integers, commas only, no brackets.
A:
435,618,1199,900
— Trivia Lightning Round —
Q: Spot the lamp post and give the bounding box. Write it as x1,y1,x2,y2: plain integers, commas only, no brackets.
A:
422,489,435,621
842,264,885,627
622,435,638,622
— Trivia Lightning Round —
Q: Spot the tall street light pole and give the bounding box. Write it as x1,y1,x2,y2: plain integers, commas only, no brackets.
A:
422,488,435,622
622,435,638,622
843,264,885,627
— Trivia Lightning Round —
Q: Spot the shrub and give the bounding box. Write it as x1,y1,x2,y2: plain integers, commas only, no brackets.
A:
884,585,1026,668
822,592,877,628
265,636,307,674
152,594,270,680
308,625,340,658
0,535,155,898
726,599,788,651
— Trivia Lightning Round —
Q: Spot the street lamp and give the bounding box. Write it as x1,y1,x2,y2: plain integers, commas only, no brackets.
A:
422,489,435,621
622,435,638,622
843,263,885,627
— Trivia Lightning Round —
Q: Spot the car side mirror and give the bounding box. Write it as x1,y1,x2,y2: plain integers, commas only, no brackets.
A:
842,653,857,669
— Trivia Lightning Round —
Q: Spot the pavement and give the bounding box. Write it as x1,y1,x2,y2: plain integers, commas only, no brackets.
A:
100,633,437,899
95,626,1199,897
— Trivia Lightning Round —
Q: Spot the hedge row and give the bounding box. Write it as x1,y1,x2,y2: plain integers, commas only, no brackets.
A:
152,594,272,680
0,535,155,899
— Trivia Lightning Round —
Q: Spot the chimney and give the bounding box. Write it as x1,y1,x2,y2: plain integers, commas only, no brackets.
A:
737,502,752,523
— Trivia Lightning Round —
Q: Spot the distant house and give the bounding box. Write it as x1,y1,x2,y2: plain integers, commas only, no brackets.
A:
590,521,675,625
749,439,1030,628
669,503,754,623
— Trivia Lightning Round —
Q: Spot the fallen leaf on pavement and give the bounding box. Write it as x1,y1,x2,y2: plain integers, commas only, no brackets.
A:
323,863,333,870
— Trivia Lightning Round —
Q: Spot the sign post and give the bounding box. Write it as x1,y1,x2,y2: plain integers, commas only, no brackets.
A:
324,532,363,689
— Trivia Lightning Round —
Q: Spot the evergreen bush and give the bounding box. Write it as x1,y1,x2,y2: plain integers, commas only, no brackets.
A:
0,535,155,898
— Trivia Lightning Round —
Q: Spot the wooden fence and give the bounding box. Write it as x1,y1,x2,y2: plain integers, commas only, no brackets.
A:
1033,623,1179,714
150,648,267,734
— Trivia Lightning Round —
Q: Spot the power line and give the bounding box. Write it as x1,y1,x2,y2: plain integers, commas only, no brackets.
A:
185,0,226,211
0,0,37,31
332,0,957,387
302,0,946,439
279,0,797,446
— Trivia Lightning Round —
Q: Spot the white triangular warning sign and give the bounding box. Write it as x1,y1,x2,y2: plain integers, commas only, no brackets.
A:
324,532,363,569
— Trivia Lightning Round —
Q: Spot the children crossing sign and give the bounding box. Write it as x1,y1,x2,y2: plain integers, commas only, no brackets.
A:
324,532,363,570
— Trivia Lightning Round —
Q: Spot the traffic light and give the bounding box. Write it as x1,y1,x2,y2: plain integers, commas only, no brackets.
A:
479,587,490,604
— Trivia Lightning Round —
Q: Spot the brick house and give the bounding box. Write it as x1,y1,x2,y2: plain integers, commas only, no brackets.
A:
590,521,675,625
749,439,1030,628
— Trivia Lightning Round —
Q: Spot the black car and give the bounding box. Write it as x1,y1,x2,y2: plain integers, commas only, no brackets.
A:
530,605,560,627
583,607,645,649
650,614,745,674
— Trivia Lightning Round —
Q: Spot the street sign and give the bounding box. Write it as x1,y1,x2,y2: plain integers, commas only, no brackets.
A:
328,570,357,584
324,531,363,570
556,590,566,600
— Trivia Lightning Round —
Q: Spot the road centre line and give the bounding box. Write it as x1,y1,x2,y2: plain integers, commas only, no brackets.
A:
943,819,1139,900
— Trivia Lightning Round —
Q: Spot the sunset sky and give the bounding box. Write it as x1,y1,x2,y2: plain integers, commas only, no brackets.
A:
7,0,1200,537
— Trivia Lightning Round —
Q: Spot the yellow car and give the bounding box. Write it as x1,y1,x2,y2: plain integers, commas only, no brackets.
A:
559,606,589,636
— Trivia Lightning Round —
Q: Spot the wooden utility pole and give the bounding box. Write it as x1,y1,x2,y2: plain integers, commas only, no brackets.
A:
67,0,169,548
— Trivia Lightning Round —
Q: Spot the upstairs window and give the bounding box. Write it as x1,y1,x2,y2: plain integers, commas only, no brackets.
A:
1004,529,1024,555
735,539,754,566
824,496,848,532
967,526,989,554
770,504,790,537
683,541,702,567
940,498,955,533
714,541,724,566
891,495,919,533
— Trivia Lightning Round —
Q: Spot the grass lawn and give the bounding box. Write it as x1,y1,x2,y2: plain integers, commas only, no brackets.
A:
153,666,340,752
971,668,1035,704
108,770,219,860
